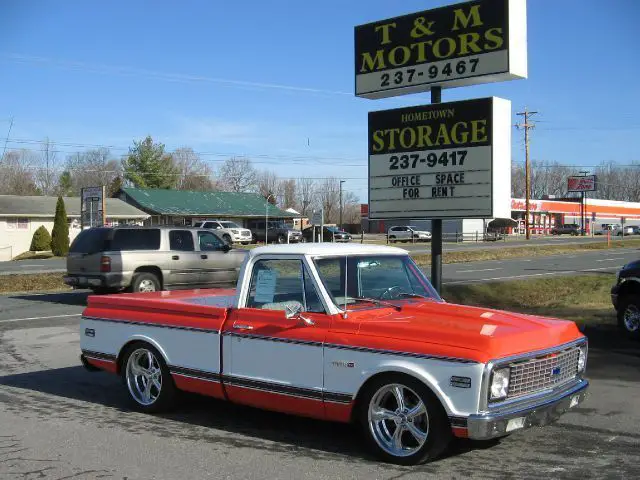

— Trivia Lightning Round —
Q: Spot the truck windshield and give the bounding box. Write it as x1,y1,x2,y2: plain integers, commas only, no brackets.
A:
312,255,441,310
220,221,240,228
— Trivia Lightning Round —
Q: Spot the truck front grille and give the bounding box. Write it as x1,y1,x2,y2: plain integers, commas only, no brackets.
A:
507,346,580,399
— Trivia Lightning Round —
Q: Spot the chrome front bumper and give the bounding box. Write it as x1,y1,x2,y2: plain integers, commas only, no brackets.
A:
467,379,589,440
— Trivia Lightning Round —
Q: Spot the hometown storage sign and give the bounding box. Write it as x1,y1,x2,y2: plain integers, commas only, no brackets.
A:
368,97,511,219
354,0,527,99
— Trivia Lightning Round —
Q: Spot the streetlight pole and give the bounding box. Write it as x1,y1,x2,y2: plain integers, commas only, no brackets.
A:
265,193,275,244
339,180,345,230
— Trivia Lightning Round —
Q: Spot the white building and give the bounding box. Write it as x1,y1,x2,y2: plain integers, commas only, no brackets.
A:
0,195,149,260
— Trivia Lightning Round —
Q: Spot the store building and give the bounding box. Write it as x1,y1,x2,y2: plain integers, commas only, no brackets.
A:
118,188,298,227
361,197,640,236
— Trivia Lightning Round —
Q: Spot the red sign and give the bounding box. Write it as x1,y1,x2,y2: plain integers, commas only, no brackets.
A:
511,200,539,211
361,204,369,216
567,175,597,192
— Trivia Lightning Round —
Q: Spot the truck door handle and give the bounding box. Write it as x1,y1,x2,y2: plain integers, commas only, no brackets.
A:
201,254,208,259
172,255,179,260
233,323,254,330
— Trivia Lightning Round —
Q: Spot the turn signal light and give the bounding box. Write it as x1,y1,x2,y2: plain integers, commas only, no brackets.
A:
100,256,111,273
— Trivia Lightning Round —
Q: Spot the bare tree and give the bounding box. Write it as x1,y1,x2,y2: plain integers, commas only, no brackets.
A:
257,170,281,202
0,150,39,195
35,138,58,195
511,163,526,197
319,177,341,224
296,178,317,217
172,147,216,191
341,191,361,225
281,179,296,209
64,148,121,195
218,157,257,193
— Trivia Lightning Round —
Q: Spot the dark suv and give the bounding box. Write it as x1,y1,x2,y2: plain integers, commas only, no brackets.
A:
551,224,582,235
246,220,302,244
611,260,640,339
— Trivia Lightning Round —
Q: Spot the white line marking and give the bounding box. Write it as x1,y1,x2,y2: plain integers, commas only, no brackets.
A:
0,313,81,324
456,268,503,273
596,259,618,262
444,265,622,285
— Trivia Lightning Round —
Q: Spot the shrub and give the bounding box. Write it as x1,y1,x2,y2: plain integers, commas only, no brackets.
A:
51,196,70,256
30,226,52,252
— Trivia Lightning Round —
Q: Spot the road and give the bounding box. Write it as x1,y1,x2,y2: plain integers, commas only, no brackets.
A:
442,247,638,284
0,235,635,275
0,306,639,479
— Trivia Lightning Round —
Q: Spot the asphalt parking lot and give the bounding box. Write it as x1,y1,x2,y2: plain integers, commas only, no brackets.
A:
1,297,639,479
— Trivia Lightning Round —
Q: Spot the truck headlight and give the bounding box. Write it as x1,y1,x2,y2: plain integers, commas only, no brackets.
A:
577,344,587,373
490,367,510,400
231,229,239,234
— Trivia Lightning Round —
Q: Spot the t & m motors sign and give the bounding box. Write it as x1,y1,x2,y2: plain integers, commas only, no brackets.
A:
354,0,527,99
368,97,511,219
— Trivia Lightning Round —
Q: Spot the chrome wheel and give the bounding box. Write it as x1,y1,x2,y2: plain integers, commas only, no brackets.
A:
368,384,429,458
126,348,162,406
138,279,156,292
623,304,640,332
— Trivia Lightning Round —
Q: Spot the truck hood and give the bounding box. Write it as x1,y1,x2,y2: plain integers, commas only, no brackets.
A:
353,300,583,363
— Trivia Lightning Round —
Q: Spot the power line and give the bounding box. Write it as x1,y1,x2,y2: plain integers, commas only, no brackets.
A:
1,53,352,97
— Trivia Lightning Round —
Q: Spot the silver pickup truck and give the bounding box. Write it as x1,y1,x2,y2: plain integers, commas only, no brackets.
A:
64,226,247,293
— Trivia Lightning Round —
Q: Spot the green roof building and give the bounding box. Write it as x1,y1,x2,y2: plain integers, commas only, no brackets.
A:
118,188,298,226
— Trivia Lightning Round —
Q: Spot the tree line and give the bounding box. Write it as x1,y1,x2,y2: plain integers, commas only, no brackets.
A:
512,160,640,201
0,136,361,225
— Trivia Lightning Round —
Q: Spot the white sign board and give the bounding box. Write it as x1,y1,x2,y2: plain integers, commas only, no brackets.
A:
311,209,324,226
81,186,105,228
368,97,511,219
354,0,527,99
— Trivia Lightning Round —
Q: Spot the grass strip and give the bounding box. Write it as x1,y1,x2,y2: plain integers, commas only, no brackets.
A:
0,273,70,294
442,273,617,326
411,238,640,266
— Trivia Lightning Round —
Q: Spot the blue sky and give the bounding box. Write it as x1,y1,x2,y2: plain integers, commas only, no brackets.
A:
1,0,639,202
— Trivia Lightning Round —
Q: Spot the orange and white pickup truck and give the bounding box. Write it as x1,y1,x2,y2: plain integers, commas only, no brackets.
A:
79,244,589,465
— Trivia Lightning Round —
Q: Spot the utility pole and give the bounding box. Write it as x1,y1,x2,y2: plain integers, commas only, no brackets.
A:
339,180,345,230
579,170,589,236
1,116,14,162
515,108,538,240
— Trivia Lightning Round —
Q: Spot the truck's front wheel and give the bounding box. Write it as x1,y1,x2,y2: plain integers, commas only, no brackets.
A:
122,343,176,413
617,296,640,339
358,374,452,465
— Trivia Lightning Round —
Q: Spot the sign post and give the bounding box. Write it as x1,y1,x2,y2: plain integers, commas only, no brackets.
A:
568,175,597,237
356,0,527,293
81,186,106,229
311,209,324,243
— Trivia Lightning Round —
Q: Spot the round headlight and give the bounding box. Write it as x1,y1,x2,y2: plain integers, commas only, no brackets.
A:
490,367,510,400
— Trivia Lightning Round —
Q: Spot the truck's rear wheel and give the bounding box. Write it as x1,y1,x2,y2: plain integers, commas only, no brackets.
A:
131,272,160,293
122,343,176,413
357,374,452,465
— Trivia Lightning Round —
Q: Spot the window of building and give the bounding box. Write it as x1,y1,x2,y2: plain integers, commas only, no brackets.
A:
6,218,29,230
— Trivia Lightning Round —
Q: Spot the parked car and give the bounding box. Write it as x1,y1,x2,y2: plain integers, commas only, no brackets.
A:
80,243,589,465
387,225,432,243
594,223,620,235
64,226,247,294
611,260,640,338
302,225,352,243
550,224,582,235
193,220,253,245
616,226,636,236
246,219,302,244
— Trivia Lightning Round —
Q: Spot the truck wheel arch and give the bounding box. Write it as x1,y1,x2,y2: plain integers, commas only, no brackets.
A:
350,365,453,422
116,336,170,374
616,278,640,303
